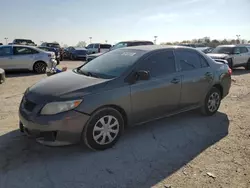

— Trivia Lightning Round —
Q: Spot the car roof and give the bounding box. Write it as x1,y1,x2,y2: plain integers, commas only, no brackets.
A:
75,47,86,50
217,44,249,48
0,44,38,49
122,45,194,52
118,40,153,43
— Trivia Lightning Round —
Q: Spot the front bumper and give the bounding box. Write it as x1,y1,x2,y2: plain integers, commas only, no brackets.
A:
19,107,90,146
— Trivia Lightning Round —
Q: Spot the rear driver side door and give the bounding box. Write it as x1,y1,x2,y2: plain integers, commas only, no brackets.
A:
175,49,213,109
130,50,182,124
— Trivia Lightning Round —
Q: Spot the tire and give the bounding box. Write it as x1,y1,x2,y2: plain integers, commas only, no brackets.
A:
19,122,24,133
56,59,60,65
227,58,233,69
245,59,250,70
33,61,47,74
70,54,75,60
82,107,124,151
201,87,221,116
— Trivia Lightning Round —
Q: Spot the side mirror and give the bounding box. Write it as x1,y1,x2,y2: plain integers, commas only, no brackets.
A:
136,70,150,80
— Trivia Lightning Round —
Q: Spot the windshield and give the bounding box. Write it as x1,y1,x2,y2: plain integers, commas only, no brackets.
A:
111,42,128,50
47,43,60,48
211,47,233,54
77,49,145,79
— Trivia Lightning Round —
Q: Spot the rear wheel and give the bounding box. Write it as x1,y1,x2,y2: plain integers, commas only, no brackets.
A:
33,61,47,74
245,59,250,70
201,87,221,116
82,108,124,151
70,54,75,60
227,58,233,69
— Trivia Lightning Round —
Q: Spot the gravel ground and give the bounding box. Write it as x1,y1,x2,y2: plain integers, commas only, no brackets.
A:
0,61,249,188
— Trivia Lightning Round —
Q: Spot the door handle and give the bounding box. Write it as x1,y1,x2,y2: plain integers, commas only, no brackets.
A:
171,78,180,84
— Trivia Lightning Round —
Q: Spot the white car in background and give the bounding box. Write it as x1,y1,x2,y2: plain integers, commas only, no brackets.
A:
0,45,57,73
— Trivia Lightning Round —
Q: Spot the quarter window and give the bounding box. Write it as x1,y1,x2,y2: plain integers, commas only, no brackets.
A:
141,51,176,77
175,50,202,71
0,46,12,56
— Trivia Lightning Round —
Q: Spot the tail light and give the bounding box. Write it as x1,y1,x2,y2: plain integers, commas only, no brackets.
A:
228,68,232,75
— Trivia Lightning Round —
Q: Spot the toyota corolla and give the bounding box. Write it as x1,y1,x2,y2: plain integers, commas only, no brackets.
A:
19,45,231,150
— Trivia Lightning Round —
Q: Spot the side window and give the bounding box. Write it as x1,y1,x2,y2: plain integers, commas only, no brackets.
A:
0,46,12,56
141,51,176,77
240,47,248,53
200,56,210,67
94,44,99,49
13,47,38,55
175,50,202,71
87,44,93,49
233,47,240,54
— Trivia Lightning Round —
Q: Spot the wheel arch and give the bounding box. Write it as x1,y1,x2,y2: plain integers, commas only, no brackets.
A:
89,104,128,128
212,84,223,98
32,60,47,71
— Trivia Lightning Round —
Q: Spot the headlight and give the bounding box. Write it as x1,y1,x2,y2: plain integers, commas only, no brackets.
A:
40,99,82,115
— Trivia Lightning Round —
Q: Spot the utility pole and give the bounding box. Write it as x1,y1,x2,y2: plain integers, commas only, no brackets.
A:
89,37,92,44
4,37,8,44
154,36,158,44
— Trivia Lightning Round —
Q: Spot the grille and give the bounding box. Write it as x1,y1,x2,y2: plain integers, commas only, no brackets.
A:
23,98,36,112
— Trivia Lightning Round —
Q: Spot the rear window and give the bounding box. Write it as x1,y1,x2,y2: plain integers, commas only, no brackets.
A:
100,44,112,49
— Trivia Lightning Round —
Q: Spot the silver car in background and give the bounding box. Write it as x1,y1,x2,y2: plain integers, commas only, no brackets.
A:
0,45,57,73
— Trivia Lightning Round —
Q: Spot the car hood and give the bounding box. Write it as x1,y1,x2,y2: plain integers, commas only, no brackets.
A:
27,70,109,103
207,53,229,59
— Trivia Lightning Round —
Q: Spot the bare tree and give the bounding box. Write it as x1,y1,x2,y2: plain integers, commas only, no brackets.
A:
76,41,86,48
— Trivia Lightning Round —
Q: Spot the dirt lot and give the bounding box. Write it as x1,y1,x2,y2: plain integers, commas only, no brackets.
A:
0,61,249,188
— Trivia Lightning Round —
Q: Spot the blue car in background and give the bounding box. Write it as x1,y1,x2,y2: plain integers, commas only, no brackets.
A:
64,47,87,60
38,46,60,65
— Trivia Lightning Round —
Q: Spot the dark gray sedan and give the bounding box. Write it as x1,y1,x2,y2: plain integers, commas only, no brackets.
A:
19,45,232,150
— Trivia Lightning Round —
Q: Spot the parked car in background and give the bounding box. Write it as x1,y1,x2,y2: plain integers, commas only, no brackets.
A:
86,43,112,54
0,45,57,73
207,45,250,69
13,39,37,46
179,43,206,48
86,40,154,62
196,47,214,54
0,43,3,46
38,46,60,65
63,46,87,60
19,45,231,150
41,42,64,61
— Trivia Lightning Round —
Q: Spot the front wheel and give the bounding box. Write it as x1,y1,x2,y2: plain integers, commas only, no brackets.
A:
201,87,221,116
82,108,124,150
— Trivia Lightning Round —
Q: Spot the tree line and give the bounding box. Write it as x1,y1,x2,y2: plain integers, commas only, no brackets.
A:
161,38,250,48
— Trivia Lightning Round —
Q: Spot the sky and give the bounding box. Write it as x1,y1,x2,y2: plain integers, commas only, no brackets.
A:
0,0,250,46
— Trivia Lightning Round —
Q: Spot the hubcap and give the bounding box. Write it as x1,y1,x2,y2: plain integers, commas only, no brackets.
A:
207,92,220,112
93,115,119,145
35,63,46,73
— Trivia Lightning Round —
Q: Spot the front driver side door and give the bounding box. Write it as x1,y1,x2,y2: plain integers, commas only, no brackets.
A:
130,50,182,124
